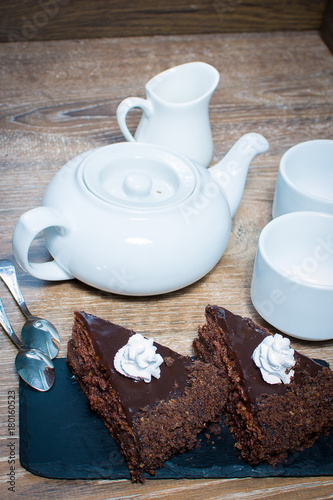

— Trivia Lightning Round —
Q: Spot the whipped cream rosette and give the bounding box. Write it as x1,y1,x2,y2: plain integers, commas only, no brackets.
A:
114,333,163,383
252,333,295,384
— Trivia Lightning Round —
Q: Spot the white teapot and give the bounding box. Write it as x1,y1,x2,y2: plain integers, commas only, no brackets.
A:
12,133,268,296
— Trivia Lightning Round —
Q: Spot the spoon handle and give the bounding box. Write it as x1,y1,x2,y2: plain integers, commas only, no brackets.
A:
0,298,26,350
0,259,32,318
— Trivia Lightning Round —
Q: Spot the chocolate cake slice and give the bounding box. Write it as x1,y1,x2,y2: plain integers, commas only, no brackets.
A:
193,305,333,466
67,311,229,482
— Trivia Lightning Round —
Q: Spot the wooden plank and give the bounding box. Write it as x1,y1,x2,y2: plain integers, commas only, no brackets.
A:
0,0,328,43
0,31,332,498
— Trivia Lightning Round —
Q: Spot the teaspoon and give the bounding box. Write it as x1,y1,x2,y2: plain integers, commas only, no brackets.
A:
0,259,60,359
0,298,55,391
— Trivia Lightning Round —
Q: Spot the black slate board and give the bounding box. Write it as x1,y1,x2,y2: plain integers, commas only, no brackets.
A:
19,358,333,480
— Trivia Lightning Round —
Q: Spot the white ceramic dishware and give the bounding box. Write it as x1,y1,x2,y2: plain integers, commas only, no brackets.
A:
12,133,268,296
251,211,333,341
272,139,333,218
116,62,220,168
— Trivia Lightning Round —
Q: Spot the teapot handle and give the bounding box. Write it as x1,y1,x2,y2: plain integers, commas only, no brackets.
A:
12,207,73,281
116,97,153,142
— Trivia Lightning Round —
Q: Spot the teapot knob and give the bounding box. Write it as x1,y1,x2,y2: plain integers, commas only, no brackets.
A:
124,172,152,197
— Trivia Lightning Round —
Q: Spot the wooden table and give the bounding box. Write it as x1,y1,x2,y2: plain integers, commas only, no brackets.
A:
0,30,332,499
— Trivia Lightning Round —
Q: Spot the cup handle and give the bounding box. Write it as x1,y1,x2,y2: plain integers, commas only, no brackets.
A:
12,206,73,281
116,97,153,142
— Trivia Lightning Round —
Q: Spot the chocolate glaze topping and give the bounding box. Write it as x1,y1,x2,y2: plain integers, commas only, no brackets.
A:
206,305,323,403
76,311,190,422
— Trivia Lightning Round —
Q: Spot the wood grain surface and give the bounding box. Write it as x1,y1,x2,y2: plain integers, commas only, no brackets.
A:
0,31,333,498
0,0,328,43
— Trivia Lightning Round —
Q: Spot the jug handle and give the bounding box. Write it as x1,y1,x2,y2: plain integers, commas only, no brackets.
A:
12,206,73,281
116,97,153,142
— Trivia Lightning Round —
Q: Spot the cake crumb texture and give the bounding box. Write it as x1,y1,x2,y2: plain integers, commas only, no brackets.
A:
193,305,333,466
67,310,229,482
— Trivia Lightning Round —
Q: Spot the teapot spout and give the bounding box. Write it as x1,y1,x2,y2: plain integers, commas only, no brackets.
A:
210,133,269,217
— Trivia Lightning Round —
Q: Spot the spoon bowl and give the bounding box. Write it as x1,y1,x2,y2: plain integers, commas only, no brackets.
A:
0,298,55,391
0,260,60,358
15,346,55,392
21,316,60,360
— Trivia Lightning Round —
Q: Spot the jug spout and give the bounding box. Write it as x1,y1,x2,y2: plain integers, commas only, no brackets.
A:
210,133,269,217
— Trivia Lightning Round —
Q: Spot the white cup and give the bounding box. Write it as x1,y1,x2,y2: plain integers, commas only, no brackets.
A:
272,140,333,218
251,211,333,341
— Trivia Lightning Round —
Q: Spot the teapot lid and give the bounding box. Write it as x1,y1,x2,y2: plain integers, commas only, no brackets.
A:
80,143,197,210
